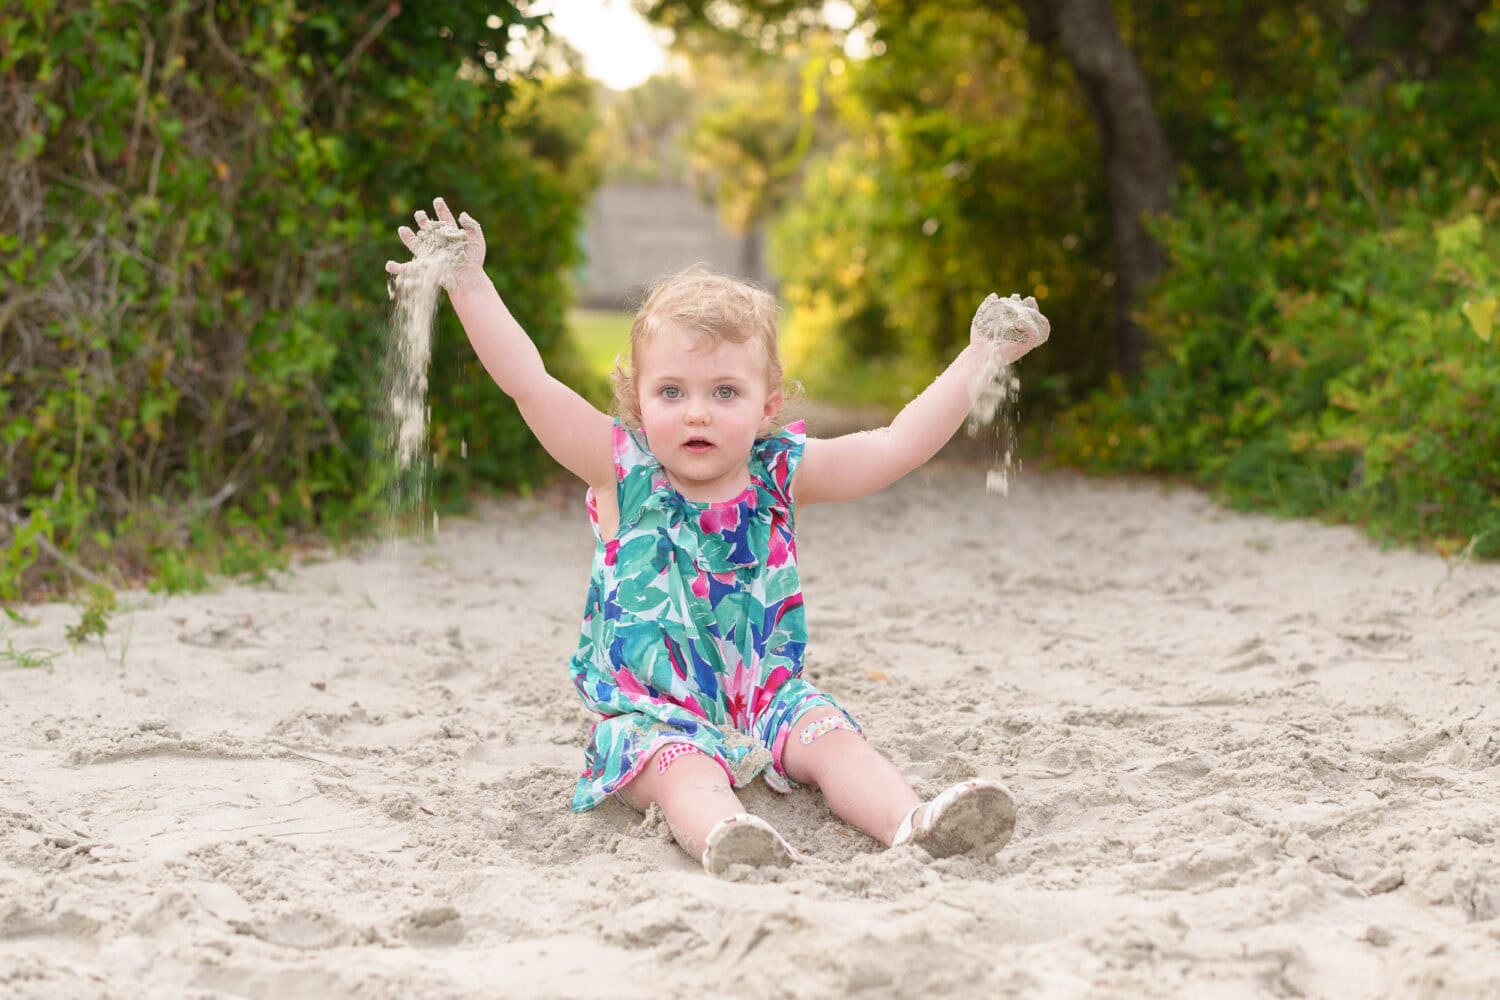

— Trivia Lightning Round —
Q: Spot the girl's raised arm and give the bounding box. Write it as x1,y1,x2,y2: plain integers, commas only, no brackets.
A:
387,198,614,489
795,294,1048,506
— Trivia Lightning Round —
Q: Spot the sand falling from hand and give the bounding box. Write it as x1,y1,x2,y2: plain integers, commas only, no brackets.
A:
380,222,468,537
966,293,1030,495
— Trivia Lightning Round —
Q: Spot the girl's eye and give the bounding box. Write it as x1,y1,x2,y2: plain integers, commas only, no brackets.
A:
661,386,682,399
714,386,736,399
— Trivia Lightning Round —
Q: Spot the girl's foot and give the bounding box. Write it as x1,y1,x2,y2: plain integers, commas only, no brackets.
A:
700,814,800,876
891,780,1017,858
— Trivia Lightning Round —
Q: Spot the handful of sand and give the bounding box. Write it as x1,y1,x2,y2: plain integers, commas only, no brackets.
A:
387,223,468,300
967,292,1049,496
383,221,468,479
970,292,1050,350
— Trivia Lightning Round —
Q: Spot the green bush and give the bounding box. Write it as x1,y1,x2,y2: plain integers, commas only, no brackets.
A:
1,0,597,598
1047,7,1500,555
1053,201,1499,553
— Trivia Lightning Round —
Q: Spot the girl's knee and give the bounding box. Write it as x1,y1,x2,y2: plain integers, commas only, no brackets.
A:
617,742,723,811
781,707,861,784
795,709,859,746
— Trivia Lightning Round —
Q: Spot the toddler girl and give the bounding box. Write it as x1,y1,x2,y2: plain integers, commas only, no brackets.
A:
388,199,1049,876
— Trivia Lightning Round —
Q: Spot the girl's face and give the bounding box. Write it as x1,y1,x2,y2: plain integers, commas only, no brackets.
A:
635,324,782,503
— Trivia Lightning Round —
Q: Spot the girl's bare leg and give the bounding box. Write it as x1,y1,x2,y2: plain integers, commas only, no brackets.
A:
617,745,746,859
780,708,922,846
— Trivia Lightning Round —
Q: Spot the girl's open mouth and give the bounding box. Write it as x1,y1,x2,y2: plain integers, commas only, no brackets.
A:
683,438,714,453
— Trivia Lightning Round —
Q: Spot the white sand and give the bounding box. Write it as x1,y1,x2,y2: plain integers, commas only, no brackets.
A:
3,452,1499,998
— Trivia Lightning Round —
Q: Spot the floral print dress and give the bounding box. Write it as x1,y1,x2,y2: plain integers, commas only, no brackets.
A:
568,419,857,812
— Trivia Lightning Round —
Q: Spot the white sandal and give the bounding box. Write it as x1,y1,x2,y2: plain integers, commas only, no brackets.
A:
700,813,801,876
891,779,1017,858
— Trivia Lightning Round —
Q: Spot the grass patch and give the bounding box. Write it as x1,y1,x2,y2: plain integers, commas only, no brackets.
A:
1,636,60,669
566,309,632,381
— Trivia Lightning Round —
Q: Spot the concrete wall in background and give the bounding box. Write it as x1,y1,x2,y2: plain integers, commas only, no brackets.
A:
578,183,770,308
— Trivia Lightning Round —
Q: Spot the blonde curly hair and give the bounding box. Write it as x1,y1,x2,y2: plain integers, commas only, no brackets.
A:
612,266,790,434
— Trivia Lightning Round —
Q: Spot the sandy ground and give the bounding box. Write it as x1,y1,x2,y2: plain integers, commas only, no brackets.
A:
3,449,1499,999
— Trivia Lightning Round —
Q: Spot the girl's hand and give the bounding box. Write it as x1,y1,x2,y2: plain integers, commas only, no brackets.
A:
970,293,1050,364
384,197,487,292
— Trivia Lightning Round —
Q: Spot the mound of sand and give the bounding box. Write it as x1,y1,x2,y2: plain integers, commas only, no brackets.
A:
3,456,1498,997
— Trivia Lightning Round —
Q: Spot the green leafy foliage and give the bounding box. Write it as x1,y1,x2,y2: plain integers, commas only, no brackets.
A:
1,1,598,597
1049,8,1500,555
770,6,1113,405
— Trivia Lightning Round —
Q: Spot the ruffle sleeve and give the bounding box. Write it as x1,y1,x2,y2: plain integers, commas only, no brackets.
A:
752,420,806,510
613,422,662,526
585,422,663,542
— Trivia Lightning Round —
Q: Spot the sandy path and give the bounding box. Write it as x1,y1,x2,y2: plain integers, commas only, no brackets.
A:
3,457,1498,998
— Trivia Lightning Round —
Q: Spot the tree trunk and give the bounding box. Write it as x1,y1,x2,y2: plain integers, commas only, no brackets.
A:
741,224,764,285
1013,0,1175,376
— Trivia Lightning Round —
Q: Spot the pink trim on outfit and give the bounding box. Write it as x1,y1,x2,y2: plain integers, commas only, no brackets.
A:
656,741,705,775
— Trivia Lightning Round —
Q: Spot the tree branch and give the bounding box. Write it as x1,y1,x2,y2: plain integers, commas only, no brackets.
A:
338,1,401,82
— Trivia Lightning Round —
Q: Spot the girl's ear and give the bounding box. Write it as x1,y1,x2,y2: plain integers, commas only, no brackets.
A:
761,388,784,431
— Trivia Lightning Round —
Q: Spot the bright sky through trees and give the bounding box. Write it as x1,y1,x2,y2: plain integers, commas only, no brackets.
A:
537,0,863,89
537,0,669,90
